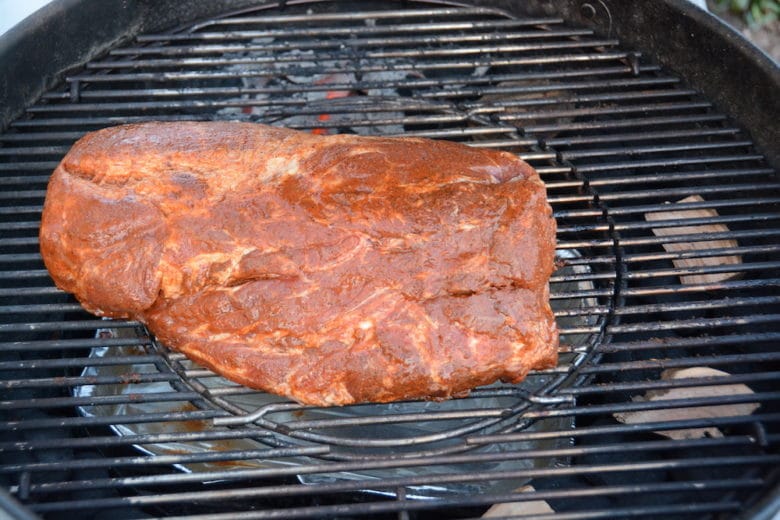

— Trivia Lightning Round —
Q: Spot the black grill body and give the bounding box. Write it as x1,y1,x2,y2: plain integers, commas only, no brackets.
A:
1,1,779,518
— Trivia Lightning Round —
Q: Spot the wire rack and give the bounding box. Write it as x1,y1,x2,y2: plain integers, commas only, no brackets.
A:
1,1,779,518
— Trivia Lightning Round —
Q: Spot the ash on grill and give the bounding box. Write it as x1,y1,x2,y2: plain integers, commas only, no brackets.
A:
217,40,423,134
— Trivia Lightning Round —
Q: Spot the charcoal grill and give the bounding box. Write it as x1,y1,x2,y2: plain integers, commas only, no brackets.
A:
1,0,779,518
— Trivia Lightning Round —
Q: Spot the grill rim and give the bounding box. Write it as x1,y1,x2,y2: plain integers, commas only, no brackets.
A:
1,2,780,516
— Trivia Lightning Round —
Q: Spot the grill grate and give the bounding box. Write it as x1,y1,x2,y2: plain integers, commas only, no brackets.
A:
1,1,779,518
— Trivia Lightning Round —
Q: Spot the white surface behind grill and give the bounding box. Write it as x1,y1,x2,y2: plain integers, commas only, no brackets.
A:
0,0,53,37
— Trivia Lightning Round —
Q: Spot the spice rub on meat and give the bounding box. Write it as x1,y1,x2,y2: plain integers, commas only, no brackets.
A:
40,122,558,406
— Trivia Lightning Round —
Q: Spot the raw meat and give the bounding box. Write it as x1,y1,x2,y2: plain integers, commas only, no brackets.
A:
40,122,558,406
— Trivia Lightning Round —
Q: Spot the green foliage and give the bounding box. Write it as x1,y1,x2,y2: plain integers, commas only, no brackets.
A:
715,0,779,26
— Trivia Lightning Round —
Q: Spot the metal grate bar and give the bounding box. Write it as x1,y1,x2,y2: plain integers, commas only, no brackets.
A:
189,7,519,25
0,427,276,452
0,205,43,216
561,168,775,191
578,356,780,375
602,196,780,216
39,497,747,520
0,409,229,432
614,295,780,316
0,320,140,333
561,140,755,160
0,253,41,263
11,114,466,128
466,89,700,113
18,442,766,495
0,269,50,279
110,27,598,57
0,147,69,157
575,154,765,173
600,332,780,353
573,183,778,205
541,352,780,374
0,287,64,297
27,98,455,114
0,303,85,315
25,456,775,510
0,391,200,410
0,445,330,475
472,413,780,443
559,370,780,396
11,114,510,131
0,163,59,172
135,18,567,42
28,85,696,114
0,131,87,141
62,51,635,84
556,226,780,249
39,69,666,102
545,127,741,147
622,278,780,296
420,74,673,99
61,64,657,97
0,373,178,390
623,260,780,280
521,393,780,418
550,271,614,284
556,208,780,233
502,101,712,122
0,354,162,370
86,40,621,70
524,113,727,133
0,220,42,232
617,243,780,263
0,337,149,351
